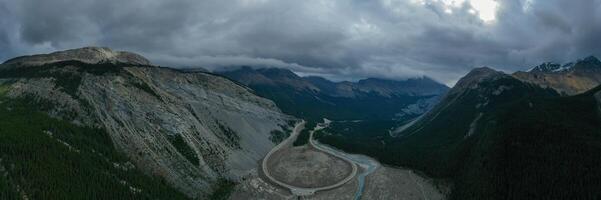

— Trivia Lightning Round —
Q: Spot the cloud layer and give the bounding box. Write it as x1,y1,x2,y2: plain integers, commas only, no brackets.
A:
1,0,600,85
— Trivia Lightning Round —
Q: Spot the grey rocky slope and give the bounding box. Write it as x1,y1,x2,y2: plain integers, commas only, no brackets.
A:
3,47,151,66
0,47,294,198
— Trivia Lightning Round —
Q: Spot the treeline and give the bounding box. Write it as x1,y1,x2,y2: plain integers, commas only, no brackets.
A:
0,94,189,199
293,121,317,146
317,86,601,199
454,91,601,199
250,84,424,122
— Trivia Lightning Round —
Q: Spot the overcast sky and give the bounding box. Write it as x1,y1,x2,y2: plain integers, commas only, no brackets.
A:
1,0,600,85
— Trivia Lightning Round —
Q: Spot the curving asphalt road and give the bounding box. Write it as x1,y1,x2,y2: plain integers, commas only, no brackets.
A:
261,120,358,196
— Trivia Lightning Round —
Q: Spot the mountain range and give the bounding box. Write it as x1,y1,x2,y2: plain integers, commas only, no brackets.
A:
316,56,601,199
2,47,601,200
219,66,449,122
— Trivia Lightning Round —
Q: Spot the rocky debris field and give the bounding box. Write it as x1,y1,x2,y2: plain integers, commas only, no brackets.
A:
267,145,353,188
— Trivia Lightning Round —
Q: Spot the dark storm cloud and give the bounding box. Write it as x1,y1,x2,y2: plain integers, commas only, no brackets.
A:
1,0,601,85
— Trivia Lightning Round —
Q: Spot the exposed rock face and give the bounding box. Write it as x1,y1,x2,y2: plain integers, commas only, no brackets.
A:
0,48,293,198
450,67,506,95
528,62,566,73
513,56,601,95
3,47,151,66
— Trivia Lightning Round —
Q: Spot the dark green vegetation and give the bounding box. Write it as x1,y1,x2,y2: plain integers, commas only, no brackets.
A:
269,130,288,144
386,76,559,178
317,72,601,199
167,134,200,166
0,174,19,200
216,121,241,149
293,121,317,146
315,120,398,156
251,85,426,122
0,86,189,199
208,179,236,200
0,61,155,99
448,85,601,199
269,120,297,144
0,61,124,98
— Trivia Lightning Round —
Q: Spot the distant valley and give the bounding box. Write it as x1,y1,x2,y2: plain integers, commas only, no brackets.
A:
219,66,449,122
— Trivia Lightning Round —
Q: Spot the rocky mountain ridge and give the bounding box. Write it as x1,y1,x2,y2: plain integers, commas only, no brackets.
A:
0,47,294,198
221,66,448,98
528,62,569,73
219,66,449,121
3,47,151,66
513,56,601,95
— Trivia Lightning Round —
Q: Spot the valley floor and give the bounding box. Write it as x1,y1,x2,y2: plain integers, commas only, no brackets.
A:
230,161,444,200
230,120,445,200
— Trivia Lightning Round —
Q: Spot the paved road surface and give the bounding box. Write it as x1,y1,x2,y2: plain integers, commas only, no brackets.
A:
261,120,358,196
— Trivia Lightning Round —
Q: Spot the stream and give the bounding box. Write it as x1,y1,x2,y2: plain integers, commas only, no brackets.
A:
311,120,380,200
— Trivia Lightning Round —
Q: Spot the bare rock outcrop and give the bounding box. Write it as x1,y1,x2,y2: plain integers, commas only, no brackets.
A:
0,48,294,198
513,56,601,95
3,47,151,66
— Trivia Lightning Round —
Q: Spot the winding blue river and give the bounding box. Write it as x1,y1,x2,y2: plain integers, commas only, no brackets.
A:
312,139,380,200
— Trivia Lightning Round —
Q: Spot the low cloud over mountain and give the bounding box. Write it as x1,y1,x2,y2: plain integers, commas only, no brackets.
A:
1,0,601,85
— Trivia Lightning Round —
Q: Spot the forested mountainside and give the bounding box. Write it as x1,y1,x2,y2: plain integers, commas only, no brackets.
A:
0,47,295,199
0,85,189,199
317,67,601,199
